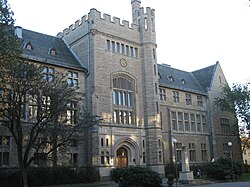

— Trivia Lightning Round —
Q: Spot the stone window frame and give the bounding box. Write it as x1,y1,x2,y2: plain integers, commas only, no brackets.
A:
112,74,136,126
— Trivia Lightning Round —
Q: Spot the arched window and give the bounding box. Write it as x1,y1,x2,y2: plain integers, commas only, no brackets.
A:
101,151,105,164
112,75,135,125
106,151,110,164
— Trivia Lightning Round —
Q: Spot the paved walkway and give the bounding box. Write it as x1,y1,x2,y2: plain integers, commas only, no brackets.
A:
190,182,250,187
92,181,250,187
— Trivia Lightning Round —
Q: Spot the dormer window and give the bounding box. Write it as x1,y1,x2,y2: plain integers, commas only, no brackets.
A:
180,78,186,84
168,75,174,82
24,41,33,50
49,48,57,55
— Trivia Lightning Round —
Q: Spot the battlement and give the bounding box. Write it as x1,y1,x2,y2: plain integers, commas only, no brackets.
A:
57,6,155,38
138,7,155,17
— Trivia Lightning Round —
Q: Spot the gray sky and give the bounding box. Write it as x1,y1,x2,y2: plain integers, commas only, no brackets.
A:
8,0,250,85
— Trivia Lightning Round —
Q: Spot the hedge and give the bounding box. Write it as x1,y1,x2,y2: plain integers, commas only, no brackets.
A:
0,165,100,187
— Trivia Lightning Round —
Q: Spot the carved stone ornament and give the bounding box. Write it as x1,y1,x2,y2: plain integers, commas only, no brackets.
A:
120,58,127,67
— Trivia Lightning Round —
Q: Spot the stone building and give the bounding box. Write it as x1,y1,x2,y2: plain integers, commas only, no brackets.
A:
0,0,242,179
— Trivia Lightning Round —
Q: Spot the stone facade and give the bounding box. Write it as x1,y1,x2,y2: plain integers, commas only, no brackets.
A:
0,0,242,180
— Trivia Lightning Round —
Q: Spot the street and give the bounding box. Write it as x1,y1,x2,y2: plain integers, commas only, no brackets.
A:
80,181,250,187
190,182,250,187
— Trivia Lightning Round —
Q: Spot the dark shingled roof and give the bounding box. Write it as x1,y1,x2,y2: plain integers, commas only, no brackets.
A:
192,63,216,91
158,64,206,95
21,29,86,71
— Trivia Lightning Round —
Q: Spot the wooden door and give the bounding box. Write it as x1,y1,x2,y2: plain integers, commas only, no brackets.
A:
116,147,128,168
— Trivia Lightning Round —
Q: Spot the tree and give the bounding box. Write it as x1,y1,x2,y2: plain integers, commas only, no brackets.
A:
215,82,250,151
0,1,97,187
0,0,20,68
215,83,250,128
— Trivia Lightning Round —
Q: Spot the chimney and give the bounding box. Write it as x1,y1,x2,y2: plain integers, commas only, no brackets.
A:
15,26,22,38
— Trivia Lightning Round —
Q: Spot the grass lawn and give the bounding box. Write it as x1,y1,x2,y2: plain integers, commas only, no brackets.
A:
238,173,250,181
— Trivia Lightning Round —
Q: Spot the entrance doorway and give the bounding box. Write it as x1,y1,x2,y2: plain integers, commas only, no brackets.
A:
116,147,128,168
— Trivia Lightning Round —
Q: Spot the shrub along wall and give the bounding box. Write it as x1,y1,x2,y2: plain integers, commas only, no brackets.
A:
110,166,162,187
0,165,100,187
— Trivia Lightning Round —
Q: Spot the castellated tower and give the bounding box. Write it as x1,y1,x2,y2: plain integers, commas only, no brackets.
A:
57,0,164,179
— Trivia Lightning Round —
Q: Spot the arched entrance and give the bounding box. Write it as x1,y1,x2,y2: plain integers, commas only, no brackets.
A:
116,147,128,168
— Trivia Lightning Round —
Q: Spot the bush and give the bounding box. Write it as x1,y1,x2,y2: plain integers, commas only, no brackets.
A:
0,165,100,187
110,166,162,187
206,158,242,180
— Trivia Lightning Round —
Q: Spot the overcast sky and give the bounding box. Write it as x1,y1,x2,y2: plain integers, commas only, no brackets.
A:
8,0,250,86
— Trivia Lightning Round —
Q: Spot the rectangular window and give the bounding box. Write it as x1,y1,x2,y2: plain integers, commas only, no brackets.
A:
106,138,109,146
134,48,138,57
176,143,182,162
66,102,76,124
202,115,207,133
153,48,156,59
159,151,162,162
68,71,79,88
143,152,146,163
171,111,177,131
201,143,208,162
29,95,38,119
142,140,145,148
2,136,10,145
101,138,104,147
184,113,190,131
186,93,192,105
2,152,9,166
106,40,111,51
221,118,230,134
125,45,129,56
144,18,148,30
156,102,159,114
101,152,105,164
197,95,203,107
43,66,54,82
116,42,120,53
121,44,125,55
111,41,115,52
155,83,158,94
190,114,196,132
173,91,179,103
159,88,166,101
178,112,184,131
189,143,196,162
196,114,201,132
130,47,133,57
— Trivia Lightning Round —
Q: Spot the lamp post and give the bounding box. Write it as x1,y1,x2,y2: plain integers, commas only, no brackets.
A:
228,141,235,182
172,138,179,187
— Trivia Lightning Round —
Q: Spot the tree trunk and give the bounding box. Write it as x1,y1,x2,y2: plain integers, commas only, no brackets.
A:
20,164,28,187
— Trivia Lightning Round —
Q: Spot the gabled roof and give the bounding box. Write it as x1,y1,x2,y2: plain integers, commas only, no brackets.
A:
158,64,206,95
192,63,217,91
21,29,86,71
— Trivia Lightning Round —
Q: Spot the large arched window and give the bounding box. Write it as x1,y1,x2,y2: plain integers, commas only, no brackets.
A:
112,76,135,125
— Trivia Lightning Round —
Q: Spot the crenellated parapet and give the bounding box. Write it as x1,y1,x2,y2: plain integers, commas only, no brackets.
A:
57,6,155,38
57,14,88,38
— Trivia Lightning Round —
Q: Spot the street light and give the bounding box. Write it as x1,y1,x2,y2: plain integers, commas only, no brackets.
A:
172,138,179,187
228,141,235,182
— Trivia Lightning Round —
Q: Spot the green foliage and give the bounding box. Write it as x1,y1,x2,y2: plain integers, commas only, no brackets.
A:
206,158,242,180
0,0,22,79
0,0,14,25
215,83,250,129
0,166,100,187
110,166,162,187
